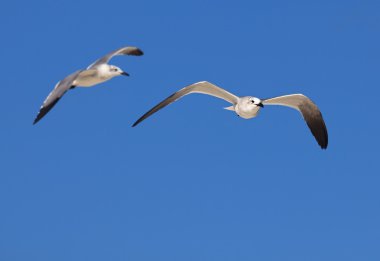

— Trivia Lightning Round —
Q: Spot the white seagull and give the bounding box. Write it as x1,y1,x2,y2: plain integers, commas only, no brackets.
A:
33,46,143,124
132,81,328,149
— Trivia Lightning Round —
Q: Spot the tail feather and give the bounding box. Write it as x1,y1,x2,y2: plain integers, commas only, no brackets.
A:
224,105,235,111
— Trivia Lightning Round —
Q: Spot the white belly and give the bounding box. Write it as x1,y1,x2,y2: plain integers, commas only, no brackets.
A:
235,105,261,119
75,77,108,87
74,70,111,87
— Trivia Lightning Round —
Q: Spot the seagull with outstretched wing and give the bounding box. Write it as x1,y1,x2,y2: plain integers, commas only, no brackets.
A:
33,46,143,124
132,81,328,149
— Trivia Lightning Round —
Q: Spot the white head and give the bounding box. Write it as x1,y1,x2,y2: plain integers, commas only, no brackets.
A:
109,65,129,77
241,96,263,108
229,96,264,119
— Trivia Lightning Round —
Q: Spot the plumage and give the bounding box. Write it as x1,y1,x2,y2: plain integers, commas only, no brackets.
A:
132,81,239,127
133,81,328,149
33,70,82,124
87,46,143,69
33,46,143,124
262,94,328,149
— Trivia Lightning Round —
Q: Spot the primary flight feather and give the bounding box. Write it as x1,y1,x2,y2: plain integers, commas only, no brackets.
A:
133,81,328,149
33,46,143,124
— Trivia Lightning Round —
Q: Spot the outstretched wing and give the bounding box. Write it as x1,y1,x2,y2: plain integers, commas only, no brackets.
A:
262,94,328,149
132,81,239,127
87,46,143,69
33,70,82,124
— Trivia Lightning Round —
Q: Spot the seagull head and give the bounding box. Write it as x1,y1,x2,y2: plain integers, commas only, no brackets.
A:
248,97,264,108
109,65,129,77
233,96,264,119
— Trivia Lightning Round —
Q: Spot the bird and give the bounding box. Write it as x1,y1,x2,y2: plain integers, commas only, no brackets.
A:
33,46,143,124
132,81,328,149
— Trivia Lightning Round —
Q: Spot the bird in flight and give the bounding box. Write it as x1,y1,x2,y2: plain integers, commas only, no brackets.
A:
33,46,143,124
132,81,328,149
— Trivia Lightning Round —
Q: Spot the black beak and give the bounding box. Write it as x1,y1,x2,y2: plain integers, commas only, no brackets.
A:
121,71,129,76
258,103,264,108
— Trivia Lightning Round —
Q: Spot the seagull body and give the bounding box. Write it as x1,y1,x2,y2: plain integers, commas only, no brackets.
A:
228,96,262,119
33,46,143,124
73,65,113,87
132,81,328,149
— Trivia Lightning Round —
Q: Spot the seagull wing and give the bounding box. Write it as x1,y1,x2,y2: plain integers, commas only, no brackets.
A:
262,94,328,149
132,81,239,127
33,70,83,124
87,46,143,69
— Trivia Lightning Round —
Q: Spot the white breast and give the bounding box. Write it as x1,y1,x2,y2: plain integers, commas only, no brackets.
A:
235,100,261,119
74,65,113,87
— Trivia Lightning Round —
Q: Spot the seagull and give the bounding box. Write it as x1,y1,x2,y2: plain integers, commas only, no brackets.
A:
33,46,143,124
132,81,328,149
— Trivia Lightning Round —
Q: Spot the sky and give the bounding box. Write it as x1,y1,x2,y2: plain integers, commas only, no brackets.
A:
0,0,379,260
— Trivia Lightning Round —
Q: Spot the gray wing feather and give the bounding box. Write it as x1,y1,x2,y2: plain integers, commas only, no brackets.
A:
132,81,239,127
88,46,143,69
33,70,82,124
262,94,328,149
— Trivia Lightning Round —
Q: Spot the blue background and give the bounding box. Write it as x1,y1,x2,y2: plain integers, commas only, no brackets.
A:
0,0,379,260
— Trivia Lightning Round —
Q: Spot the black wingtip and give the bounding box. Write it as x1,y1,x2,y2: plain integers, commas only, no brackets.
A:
315,132,328,150
33,97,61,125
33,113,44,125
319,134,328,150
132,116,146,127
33,111,45,125
318,121,328,150
316,136,328,150
131,48,144,56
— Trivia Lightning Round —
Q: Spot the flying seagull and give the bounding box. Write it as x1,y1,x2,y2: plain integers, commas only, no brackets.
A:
33,46,143,124
132,81,328,149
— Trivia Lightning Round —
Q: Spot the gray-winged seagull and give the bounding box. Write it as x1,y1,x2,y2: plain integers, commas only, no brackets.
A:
33,46,143,124
132,81,328,149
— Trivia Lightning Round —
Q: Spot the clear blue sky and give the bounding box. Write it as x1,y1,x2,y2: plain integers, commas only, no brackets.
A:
0,0,379,260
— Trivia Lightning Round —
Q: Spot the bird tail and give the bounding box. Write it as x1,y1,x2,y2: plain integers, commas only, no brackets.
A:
224,105,235,111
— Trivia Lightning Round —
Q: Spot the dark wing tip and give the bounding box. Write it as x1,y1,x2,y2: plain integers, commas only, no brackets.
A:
318,120,328,149
131,110,152,127
308,115,328,150
33,109,46,125
33,98,61,125
131,92,179,128
128,47,144,56
299,103,328,150
306,120,328,150
310,110,328,150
